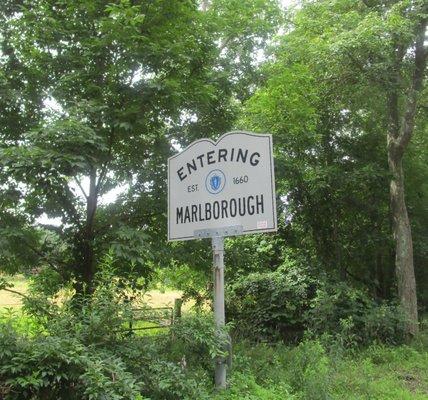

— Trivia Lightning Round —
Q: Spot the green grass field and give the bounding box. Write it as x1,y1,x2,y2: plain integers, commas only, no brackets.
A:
0,274,183,309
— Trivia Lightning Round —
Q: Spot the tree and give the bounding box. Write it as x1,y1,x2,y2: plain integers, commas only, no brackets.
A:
383,3,426,336
242,0,427,335
0,0,282,296
0,0,223,294
319,0,427,336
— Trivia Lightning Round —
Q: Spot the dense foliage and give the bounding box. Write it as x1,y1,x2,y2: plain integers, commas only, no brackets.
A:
226,263,315,341
0,0,280,294
0,274,230,399
0,0,427,398
226,262,407,345
1,0,426,306
1,304,426,399
240,0,428,320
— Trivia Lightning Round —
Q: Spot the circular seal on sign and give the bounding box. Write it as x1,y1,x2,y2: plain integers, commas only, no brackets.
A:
205,169,226,194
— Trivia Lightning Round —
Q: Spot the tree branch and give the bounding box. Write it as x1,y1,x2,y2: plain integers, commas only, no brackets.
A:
96,164,109,194
397,16,427,151
344,50,388,88
21,238,65,272
96,127,115,194
0,287,55,317
1,287,28,300
74,177,88,199
60,184,83,227
219,36,233,53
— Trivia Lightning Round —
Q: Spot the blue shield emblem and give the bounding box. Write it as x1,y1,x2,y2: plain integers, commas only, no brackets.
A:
206,169,225,194
210,175,221,191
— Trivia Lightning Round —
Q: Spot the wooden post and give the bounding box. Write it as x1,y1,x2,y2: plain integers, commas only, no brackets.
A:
174,298,182,322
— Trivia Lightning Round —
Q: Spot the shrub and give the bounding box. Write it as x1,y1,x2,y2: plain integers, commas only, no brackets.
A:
226,265,406,346
116,314,226,399
214,340,331,400
166,313,230,368
0,312,215,400
0,276,217,400
306,283,406,346
286,340,330,400
226,265,315,341
0,323,142,400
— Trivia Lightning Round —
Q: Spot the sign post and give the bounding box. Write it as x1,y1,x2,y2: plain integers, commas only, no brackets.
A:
212,235,225,388
168,131,277,388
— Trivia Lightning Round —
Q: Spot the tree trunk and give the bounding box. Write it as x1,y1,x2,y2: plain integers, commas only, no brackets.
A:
388,152,418,335
83,166,97,293
74,167,98,295
385,14,426,336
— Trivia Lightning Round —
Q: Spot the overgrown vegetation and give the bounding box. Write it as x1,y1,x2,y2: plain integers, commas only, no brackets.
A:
1,297,427,399
0,273,227,399
226,264,407,346
1,0,427,398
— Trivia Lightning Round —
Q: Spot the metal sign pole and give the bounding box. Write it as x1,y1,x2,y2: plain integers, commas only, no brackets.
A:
195,226,242,389
212,235,226,389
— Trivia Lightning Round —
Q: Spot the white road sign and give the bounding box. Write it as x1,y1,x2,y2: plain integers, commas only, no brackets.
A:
168,131,277,241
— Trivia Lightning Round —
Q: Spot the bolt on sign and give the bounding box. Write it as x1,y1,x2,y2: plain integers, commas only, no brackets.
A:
168,131,277,241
